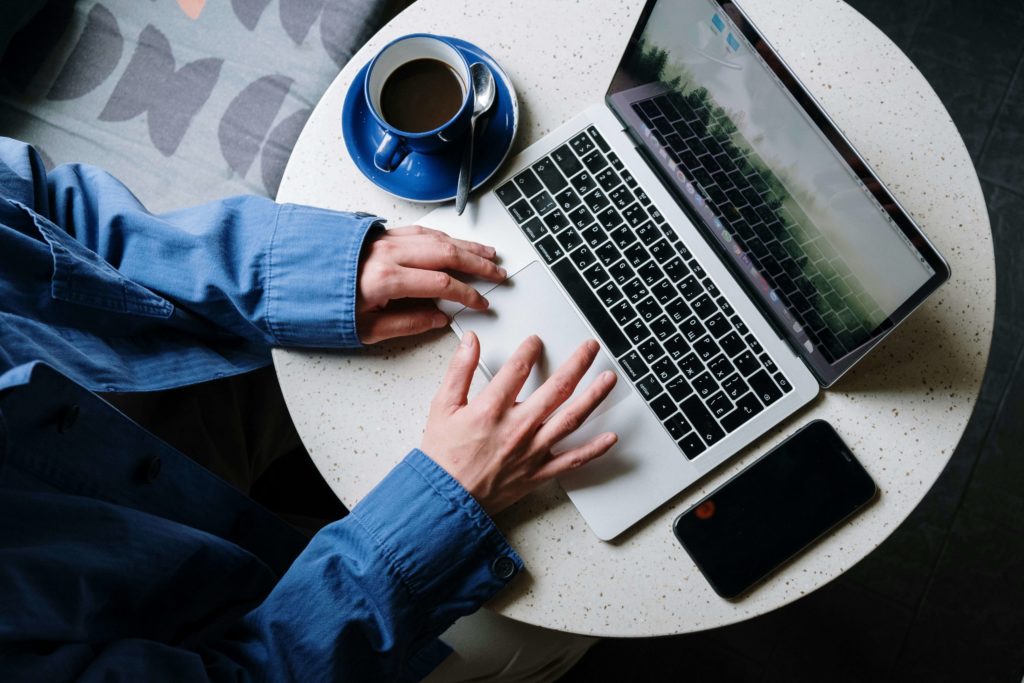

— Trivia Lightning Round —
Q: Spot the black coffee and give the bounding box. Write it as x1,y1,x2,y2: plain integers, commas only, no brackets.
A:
381,58,464,133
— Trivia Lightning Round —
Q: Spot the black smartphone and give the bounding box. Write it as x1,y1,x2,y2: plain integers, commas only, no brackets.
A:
673,420,877,599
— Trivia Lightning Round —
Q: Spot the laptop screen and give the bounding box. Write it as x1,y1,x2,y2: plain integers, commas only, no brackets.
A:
605,0,947,384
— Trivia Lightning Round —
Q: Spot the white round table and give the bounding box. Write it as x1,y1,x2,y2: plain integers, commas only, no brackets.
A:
273,0,994,637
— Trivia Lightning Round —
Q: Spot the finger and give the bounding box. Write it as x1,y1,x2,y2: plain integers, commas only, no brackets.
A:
433,331,480,410
533,369,617,449
532,432,618,481
385,225,497,259
381,267,489,310
476,335,543,410
358,306,449,344
518,340,601,425
385,239,507,282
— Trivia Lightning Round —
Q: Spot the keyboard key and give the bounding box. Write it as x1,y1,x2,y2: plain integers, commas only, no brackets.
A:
583,262,609,288
636,373,662,400
760,354,780,375
651,393,676,420
509,198,535,223
666,297,690,323
534,235,564,264
705,312,729,338
680,275,702,300
554,187,581,212
720,331,744,357
623,318,651,345
707,392,733,418
664,334,689,360
623,203,648,227
652,356,680,382
579,224,608,249
734,350,759,376
596,206,620,230
663,257,688,282
596,242,620,266
691,294,716,319
651,279,676,304
722,393,763,431
708,356,735,381
618,350,649,380
570,131,595,156
666,375,693,402
774,373,793,393
530,192,556,215
650,315,675,341
624,243,650,268
636,222,659,245
595,168,620,192
556,228,584,253
570,171,595,195
610,260,633,284
678,352,703,378
584,188,610,213
569,244,596,270
681,316,706,343
587,125,610,152
722,374,747,400
680,396,724,446
678,432,706,459
649,239,674,265
543,209,569,232
532,158,568,193
568,205,591,230
622,278,649,303
609,185,634,209
512,167,544,197
748,370,782,405
495,180,521,206
639,338,665,364
664,413,692,441
692,372,717,397
636,295,661,322
693,335,719,361
552,145,583,177
551,259,630,357
610,300,637,325
596,281,622,307
638,261,663,287
583,150,607,174
610,225,638,250
622,169,638,187
520,217,547,242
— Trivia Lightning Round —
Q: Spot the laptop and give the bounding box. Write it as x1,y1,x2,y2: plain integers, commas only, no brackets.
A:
426,0,950,540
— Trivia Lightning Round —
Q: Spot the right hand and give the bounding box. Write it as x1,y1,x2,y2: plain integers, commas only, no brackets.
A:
421,332,618,516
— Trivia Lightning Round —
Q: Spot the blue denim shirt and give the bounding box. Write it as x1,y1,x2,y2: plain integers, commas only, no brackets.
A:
0,138,524,681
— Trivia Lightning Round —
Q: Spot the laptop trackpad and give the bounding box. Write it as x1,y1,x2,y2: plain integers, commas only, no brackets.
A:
452,261,631,444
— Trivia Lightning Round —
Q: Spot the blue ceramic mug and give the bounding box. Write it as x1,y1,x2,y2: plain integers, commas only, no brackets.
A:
365,34,474,173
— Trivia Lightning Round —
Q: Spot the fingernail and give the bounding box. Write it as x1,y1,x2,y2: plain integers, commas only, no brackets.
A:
600,370,615,382
497,267,508,279
603,432,618,446
460,332,474,348
432,313,448,328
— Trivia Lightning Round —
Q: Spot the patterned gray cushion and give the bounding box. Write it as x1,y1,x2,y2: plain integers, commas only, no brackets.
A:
0,0,389,211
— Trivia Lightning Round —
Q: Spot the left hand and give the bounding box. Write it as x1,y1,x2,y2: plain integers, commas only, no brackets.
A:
356,225,507,344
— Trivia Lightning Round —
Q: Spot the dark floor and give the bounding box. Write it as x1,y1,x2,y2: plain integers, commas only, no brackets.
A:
559,2,1024,682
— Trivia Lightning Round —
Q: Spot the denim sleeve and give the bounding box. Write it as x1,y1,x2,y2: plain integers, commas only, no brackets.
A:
215,449,525,682
0,137,379,348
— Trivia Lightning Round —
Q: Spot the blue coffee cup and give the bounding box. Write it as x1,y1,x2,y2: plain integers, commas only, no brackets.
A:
365,34,474,173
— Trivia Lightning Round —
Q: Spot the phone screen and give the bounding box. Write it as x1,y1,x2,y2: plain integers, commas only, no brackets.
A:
673,420,877,598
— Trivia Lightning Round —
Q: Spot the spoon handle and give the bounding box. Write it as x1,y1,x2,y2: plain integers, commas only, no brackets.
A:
455,119,476,215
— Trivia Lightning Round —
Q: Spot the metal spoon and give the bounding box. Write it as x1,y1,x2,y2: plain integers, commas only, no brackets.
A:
455,62,496,215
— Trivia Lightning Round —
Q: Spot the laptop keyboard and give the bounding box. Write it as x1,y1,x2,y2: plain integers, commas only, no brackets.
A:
630,92,885,363
494,126,792,460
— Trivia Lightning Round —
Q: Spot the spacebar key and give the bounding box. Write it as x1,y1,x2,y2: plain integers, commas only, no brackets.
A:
551,259,630,357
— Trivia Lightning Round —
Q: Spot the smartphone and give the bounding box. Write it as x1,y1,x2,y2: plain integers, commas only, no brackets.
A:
673,420,877,599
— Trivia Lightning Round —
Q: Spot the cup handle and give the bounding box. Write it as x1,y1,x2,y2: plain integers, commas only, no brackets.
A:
374,132,409,172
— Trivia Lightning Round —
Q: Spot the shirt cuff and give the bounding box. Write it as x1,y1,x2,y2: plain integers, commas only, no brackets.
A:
351,449,524,611
265,204,382,348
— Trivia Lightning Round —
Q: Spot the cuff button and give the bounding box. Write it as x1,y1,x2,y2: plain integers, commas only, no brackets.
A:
491,555,517,580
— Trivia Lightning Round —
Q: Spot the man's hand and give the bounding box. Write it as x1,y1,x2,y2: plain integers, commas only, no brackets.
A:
421,332,618,515
357,225,506,344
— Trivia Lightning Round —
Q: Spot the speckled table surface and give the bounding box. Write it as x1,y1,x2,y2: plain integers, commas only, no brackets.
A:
272,0,994,637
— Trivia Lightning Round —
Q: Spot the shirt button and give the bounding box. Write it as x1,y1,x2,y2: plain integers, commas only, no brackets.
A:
145,456,162,482
57,404,80,433
491,555,517,580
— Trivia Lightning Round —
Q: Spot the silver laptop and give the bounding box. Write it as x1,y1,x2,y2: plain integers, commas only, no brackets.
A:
427,0,949,540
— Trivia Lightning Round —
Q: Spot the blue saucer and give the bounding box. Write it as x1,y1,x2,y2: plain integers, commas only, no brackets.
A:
342,37,519,203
